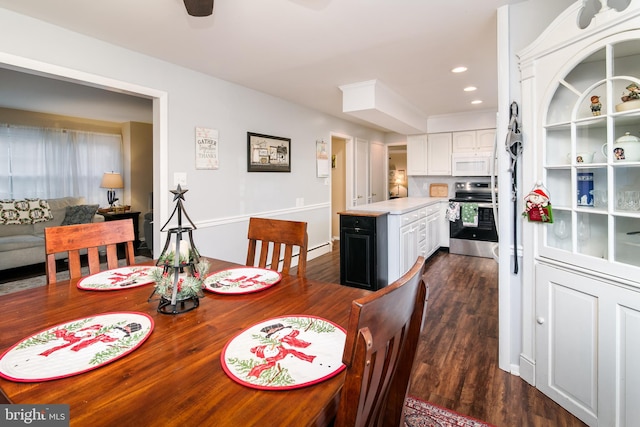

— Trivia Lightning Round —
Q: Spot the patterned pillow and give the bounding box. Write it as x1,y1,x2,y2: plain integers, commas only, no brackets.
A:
0,199,54,225
61,204,100,226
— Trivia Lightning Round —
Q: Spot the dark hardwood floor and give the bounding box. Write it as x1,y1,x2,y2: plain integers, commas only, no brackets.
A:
303,246,587,427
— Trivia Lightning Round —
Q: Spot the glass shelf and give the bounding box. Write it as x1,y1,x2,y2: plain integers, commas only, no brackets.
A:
542,38,640,277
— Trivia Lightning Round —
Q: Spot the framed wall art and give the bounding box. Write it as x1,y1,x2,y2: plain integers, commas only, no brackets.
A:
316,140,329,178
247,132,291,172
195,127,219,170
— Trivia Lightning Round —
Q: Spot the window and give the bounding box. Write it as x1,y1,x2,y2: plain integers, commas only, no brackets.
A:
0,124,123,204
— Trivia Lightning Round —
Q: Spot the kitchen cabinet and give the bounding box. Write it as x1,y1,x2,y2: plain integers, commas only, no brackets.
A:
438,201,450,247
407,133,452,176
427,133,452,175
386,201,444,282
425,203,440,256
407,134,428,175
536,264,640,427
339,211,388,290
451,129,495,153
519,2,640,425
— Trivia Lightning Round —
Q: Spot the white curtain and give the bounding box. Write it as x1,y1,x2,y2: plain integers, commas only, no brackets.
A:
0,124,123,204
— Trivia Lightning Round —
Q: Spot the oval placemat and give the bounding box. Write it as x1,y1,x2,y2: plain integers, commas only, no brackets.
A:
221,315,346,390
0,312,154,382
204,267,282,295
77,266,161,291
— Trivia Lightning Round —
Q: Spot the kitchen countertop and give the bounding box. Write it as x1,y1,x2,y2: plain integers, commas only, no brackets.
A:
348,197,446,215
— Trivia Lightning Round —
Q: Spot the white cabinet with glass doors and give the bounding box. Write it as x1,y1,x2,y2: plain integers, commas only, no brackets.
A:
519,2,640,426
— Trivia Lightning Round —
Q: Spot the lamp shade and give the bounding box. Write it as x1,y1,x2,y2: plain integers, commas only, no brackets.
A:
100,172,124,189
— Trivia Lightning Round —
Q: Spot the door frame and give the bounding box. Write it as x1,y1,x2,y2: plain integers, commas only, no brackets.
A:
0,52,168,256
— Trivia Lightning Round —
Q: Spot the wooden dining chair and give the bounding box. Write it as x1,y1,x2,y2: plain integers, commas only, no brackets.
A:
44,219,136,285
335,256,428,427
246,217,308,277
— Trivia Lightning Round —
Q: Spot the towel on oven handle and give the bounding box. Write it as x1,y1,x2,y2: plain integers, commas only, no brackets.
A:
461,203,479,227
445,201,460,222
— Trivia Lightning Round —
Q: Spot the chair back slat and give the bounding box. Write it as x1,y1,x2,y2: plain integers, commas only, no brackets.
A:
335,256,428,427
44,219,136,285
246,217,308,277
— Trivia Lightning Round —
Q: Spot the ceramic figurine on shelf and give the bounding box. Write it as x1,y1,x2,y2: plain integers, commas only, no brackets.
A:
590,95,602,116
621,82,640,102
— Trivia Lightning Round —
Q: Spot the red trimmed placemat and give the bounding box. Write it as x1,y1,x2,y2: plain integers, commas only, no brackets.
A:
221,315,345,390
204,267,282,295
77,266,161,291
0,312,154,382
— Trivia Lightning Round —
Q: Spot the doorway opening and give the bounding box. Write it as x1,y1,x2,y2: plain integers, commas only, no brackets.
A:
388,144,407,198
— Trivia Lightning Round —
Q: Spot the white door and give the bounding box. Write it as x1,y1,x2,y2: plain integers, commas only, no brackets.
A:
354,138,369,206
369,142,385,203
399,222,419,275
536,264,598,426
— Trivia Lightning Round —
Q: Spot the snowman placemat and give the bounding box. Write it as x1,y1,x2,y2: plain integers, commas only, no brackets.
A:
221,315,346,390
0,312,154,382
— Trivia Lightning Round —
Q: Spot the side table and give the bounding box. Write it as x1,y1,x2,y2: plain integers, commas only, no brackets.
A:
98,211,141,255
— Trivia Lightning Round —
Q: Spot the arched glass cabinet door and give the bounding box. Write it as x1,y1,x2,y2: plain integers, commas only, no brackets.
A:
542,37,640,276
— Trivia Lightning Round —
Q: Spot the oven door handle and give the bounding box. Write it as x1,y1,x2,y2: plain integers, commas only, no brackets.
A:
476,203,496,209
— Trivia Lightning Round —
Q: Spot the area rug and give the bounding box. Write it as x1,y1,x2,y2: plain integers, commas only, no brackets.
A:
0,256,152,296
404,396,496,427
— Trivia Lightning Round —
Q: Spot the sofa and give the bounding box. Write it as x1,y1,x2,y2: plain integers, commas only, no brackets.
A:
0,197,104,271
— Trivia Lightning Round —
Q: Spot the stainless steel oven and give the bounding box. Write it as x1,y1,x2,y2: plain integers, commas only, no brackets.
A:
449,181,498,258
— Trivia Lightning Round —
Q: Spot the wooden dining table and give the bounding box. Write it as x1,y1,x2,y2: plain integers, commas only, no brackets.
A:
0,257,370,426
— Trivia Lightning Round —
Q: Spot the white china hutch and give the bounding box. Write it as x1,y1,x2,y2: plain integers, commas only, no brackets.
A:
519,1,640,426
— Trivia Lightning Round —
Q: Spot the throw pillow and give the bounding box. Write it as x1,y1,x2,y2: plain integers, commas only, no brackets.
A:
0,199,54,225
61,204,99,226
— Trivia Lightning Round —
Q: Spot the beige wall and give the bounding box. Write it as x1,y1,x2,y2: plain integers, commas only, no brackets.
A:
331,137,347,241
1,107,152,239
123,122,153,240
0,106,123,134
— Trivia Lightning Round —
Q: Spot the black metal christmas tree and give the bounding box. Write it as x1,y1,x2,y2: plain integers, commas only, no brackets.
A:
150,185,208,314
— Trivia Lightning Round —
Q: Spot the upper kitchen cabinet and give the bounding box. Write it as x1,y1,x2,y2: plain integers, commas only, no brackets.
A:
407,134,428,175
427,133,452,175
451,129,496,153
406,133,452,176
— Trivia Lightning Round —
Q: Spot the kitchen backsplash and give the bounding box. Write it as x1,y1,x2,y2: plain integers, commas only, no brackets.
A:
408,176,492,199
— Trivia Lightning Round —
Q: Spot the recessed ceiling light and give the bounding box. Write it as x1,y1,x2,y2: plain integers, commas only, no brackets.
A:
464,86,477,92
471,100,483,105
451,66,467,73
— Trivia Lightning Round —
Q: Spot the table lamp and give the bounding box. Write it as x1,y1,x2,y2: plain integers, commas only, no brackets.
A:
100,172,124,208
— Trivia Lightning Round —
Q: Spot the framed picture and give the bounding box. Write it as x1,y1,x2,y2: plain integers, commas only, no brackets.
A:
316,140,329,178
247,132,291,172
195,127,219,170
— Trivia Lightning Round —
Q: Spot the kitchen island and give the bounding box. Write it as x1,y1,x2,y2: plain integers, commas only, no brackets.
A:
343,197,447,285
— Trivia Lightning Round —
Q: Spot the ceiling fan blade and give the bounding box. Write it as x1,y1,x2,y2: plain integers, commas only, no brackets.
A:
183,0,214,17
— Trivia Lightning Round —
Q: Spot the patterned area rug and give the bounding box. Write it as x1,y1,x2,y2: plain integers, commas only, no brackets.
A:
404,396,496,427
0,256,152,296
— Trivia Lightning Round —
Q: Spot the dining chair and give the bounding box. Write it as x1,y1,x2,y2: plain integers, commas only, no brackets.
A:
246,217,308,277
44,219,136,285
335,256,428,427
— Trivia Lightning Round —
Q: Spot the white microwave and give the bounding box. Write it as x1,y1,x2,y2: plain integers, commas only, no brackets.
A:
451,152,495,176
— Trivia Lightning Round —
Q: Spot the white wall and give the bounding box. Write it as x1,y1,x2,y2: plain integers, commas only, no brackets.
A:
0,8,384,264
498,0,576,377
